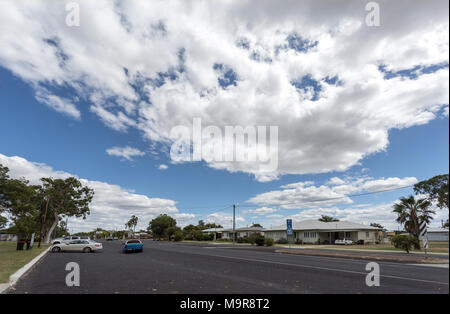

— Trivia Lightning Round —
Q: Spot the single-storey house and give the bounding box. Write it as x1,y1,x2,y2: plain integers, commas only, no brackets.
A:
204,226,265,240
264,220,383,244
427,228,449,242
135,232,152,239
202,227,226,240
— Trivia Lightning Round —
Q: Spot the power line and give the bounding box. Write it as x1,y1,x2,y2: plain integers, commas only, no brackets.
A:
236,184,415,209
171,184,415,214
175,204,232,213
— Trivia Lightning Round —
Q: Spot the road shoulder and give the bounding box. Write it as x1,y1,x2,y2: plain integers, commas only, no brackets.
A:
0,246,50,294
275,248,449,264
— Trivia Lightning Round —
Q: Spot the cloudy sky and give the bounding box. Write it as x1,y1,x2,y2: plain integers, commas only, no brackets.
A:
0,0,448,232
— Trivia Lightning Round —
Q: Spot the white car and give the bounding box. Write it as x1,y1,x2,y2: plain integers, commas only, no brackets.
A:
51,239,102,253
334,238,354,245
51,236,90,245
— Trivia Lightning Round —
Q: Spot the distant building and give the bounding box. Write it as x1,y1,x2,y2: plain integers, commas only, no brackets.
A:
135,232,152,239
264,220,383,244
0,234,17,241
203,226,265,240
222,226,265,240
202,227,226,240
427,228,449,242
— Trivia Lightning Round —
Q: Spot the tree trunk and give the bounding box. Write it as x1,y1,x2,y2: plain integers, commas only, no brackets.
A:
38,197,50,248
43,212,59,244
414,236,421,250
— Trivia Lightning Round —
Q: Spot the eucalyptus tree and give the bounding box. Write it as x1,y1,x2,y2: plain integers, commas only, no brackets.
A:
40,177,94,243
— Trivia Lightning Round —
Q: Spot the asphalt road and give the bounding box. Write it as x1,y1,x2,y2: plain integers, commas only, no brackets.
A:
8,241,449,294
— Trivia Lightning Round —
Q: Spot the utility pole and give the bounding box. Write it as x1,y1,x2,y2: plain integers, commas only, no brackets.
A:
232,204,236,245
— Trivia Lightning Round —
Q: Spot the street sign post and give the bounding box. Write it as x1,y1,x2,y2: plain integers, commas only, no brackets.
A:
286,219,293,248
419,221,428,258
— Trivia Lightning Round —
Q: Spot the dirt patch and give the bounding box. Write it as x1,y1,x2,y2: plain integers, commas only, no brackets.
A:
275,249,449,264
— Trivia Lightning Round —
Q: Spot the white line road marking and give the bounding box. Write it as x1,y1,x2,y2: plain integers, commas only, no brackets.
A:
202,246,448,270
408,264,449,269
154,243,449,285
205,253,449,286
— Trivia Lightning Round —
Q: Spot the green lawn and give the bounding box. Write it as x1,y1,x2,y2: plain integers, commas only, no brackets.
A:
0,241,50,283
274,242,449,254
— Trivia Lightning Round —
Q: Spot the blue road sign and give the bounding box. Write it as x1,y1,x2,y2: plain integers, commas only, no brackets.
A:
286,219,293,236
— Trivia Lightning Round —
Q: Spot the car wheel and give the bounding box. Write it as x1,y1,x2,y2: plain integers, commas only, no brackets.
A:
52,246,61,253
83,247,92,253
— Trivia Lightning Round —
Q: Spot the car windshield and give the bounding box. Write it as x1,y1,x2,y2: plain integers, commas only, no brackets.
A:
127,240,141,244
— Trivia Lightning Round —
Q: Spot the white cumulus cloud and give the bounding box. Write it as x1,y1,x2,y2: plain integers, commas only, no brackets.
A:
247,176,418,209
0,153,189,232
106,146,145,161
0,0,448,181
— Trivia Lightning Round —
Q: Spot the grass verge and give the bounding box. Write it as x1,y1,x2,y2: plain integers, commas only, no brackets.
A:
0,241,50,283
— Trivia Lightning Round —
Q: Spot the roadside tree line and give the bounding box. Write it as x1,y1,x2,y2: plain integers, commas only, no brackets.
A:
147,215,222,242
0,164,94,245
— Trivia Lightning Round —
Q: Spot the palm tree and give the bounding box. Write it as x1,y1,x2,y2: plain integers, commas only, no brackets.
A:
393,196,434,249
318,215,339,222
125,215,139,235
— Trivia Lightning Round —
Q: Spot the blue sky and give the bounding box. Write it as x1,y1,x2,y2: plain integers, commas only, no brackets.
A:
0,0,448,232
1,64,448,230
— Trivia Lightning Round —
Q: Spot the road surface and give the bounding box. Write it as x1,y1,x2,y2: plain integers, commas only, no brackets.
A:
7,241,449,294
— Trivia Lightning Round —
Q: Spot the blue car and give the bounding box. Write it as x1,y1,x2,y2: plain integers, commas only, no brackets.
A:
123,239,143,253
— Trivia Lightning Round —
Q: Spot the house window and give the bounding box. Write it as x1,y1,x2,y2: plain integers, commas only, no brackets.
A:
366,232,370,238
304,232,316,238
345,232,351,238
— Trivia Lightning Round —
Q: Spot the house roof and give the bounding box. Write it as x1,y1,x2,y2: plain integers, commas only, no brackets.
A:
202,228,226,233
229,226,265,232
428,228,449,233
204,226,265,233
265,220,382,232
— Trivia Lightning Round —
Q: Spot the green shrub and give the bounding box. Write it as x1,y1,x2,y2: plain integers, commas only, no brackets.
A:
167,226,183,241
173,231,184,242
192,231,214,241
247,233,260,245
264,238,274,246
390,234,418,253
193,231,203,241
277,238,288,244
253,234,265,246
